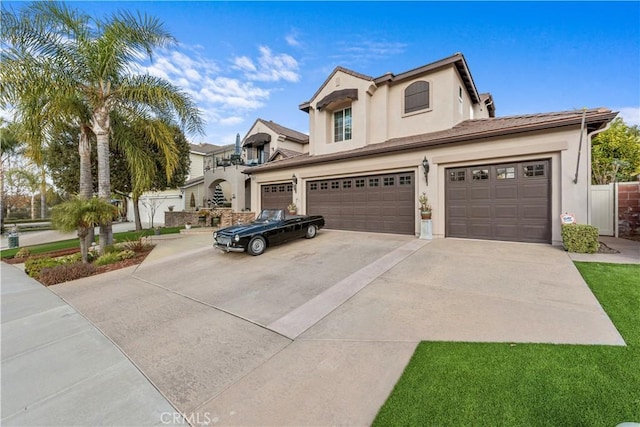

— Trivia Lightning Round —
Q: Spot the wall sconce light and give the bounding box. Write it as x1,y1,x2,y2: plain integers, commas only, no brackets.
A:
422,157,430,185
292,173,298,192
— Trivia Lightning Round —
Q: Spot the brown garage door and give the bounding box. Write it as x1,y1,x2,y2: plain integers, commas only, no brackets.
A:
261,182,292,210
307,172,415,235
446,160,551,243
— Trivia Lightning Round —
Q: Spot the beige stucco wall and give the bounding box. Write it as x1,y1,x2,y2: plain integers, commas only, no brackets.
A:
250,125,591,245
189,152,205,180
306,65,490,154
204,166,250,212
244,120,306,159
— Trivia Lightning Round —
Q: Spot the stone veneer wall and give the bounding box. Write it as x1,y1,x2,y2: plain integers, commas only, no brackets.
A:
164,208,255,228
618,182,640,239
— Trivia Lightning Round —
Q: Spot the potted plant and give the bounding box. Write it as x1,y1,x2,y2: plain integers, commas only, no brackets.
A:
210,208,222,227
287,203,297,215
185,221,192,230
418,192,432,220
167,205,174,212
154,226,162,235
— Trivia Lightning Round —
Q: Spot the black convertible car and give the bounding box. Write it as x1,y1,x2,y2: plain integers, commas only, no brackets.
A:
213,209,325,255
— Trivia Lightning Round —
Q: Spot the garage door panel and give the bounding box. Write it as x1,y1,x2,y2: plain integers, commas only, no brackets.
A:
522,183,548,198
495,205,518,218
448,205,467,218
470,187,491,199
520,204,548,220
448,187,468,201
446,160,550,243
469,222,492,239
307,172,415,235
494,185,518,199
494,224,518,240
469,205,491,218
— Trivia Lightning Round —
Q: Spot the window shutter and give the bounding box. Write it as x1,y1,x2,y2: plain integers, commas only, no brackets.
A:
405,81,430,113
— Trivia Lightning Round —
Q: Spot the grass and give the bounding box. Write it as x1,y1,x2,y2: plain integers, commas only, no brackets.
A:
0,226,184,259
374,262,640,427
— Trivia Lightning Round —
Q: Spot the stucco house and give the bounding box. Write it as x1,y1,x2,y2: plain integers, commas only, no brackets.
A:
127,142,218,225
201,119,308,212
244,52,616,245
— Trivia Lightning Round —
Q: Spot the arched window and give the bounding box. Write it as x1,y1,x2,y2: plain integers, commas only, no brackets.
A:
404,81,430,114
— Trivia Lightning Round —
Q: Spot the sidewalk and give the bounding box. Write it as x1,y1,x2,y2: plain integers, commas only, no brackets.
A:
568,236,640,264
1,222,144,250
1,263,183,426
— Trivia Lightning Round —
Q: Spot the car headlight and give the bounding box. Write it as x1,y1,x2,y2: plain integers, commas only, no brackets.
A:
212,232,217,239
233,234,240,242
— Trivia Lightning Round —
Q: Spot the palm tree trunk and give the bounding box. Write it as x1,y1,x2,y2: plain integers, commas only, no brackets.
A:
133,193,142,231
78,128,95,249
77,228,89,263
39,167,46,219
92,109,113,251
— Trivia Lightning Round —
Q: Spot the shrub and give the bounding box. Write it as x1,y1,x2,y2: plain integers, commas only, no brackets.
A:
24,256,62,278
94,252,122,266
39,262,96,286
57,253,83,264
15,248,32,259
118,249,136,260
121,236,153,253
561,224,599,253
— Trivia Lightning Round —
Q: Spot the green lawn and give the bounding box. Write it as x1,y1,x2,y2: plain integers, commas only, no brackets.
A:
374,262,640,427
0,226,185,259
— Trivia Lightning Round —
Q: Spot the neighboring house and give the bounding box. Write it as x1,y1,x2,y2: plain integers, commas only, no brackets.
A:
202,120,308,212
245,53,616,245
127,142,219,225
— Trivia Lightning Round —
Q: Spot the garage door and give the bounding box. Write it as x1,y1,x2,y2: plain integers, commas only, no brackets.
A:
446,160,551,243
307,172,415,235
261,182,292,210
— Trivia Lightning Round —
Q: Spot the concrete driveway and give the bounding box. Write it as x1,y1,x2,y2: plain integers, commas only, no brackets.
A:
49,231,624,426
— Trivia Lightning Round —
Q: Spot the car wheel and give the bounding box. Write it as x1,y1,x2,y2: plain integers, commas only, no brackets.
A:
248,236,267,256
305,225,317,239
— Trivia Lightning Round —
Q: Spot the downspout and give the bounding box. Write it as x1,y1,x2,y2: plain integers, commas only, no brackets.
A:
573,108,587,184
585,119,614,230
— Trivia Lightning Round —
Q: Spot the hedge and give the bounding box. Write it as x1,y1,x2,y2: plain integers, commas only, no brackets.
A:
561,224,599,253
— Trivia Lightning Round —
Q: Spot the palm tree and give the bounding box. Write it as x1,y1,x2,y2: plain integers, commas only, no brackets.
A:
51,196,118,263
1,2,203,252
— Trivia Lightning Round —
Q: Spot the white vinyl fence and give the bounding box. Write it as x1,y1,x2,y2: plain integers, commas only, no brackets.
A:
591,184,614,236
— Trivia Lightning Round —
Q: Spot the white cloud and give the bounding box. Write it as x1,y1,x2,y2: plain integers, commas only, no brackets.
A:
616,107,640,126
233,56,256,72
130,44,301,139
234,46,300,83
331,39,408,65
219,116,244,126
285,30,301,47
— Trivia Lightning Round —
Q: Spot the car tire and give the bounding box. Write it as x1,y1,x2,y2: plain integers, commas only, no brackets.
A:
305,225,317,239
248,236,267,256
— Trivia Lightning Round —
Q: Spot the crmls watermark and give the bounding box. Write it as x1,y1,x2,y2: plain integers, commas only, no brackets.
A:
160,411,216,426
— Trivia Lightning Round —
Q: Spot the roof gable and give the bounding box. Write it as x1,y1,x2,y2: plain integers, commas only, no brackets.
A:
299,66,373,111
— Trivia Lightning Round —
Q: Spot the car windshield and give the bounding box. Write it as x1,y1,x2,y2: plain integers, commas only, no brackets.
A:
256,209,283,222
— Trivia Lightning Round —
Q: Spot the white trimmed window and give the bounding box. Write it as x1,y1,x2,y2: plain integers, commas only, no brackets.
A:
333,107,352,142
404,81,430,114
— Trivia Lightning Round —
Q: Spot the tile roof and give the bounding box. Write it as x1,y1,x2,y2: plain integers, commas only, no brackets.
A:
260,120,309,143
244,108,617,173
189,143,220,154
268,147,305,162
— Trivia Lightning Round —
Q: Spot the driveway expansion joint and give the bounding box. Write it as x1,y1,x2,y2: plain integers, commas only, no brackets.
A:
267,239,431,339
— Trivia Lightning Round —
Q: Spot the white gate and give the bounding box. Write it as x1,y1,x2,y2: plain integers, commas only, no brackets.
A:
591,184,614,236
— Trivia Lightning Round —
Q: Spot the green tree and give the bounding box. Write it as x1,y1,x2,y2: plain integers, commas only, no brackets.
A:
51,196,117,263
591,117,640,184
0,120,23,232
1,2,203,252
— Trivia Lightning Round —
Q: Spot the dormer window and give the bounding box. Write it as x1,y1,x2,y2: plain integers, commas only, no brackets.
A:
334,107,352,142
404,81,430,114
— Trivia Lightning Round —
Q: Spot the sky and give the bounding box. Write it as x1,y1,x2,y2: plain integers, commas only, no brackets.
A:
4,1,640,146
